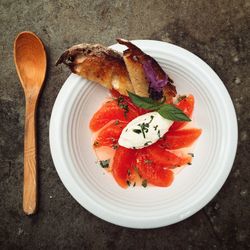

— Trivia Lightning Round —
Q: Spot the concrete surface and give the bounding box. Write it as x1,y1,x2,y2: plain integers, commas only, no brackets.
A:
0,0,249,249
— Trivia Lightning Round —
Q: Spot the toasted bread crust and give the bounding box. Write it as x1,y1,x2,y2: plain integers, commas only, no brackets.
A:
56,43,134,95
123,55,148,97
117,39,149,97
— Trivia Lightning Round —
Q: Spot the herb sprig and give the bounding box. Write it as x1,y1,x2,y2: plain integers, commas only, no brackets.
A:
117,96,129,118
132,115,154,138
128,92,191,122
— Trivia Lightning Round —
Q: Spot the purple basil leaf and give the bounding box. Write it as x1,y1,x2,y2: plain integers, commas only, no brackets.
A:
142,58,169,100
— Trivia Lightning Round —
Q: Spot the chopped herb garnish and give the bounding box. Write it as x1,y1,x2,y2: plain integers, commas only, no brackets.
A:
117,96,129,118
144,159,152,164
138,123,149,138
142,179,148,188
127,169,131,176
133,123,148,138
153,125,158,131
149,115,154,123
144,141,152,146
132,116,154,139
157,130,161,138
99,159,110,168
114,120,120,125
112,144,119,150
140,126,146,138
93,141,99,147
133,182,136,187
133,129,142,134
126,180,131,186
177,95,187,102
133,166,141,178
132,147,136,149
187,162,192,165
125,129,128,132
117,96,124,105
188,153,194,157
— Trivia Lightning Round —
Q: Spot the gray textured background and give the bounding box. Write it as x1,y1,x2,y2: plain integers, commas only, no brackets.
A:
1,0,250,249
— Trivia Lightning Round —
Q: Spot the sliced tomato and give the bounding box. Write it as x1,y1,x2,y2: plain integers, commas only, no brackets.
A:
110,89,121,98
89,99,139,131
110,89,148,115
93,120,127,148
136,150,174,187
170,95,194,131
145,144,192,167
112,146,136,188
156,128,202,150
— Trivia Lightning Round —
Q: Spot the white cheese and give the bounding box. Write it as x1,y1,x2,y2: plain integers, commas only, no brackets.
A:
118,111,173,149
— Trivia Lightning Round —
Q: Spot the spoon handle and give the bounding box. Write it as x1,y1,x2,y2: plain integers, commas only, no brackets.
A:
23,95,38,215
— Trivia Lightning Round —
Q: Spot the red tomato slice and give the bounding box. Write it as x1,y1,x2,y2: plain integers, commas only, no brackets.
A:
145,144,192,167
170,95,194,131
112,146,136,188
156,128,202,150
136,150,174,187
110,89,121,98
89,99,139,131
93,120,127,148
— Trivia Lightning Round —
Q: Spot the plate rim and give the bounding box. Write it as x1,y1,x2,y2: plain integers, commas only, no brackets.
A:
49,40,238,228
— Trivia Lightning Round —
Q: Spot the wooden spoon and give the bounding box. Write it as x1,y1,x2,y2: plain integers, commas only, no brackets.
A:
14,31,47,215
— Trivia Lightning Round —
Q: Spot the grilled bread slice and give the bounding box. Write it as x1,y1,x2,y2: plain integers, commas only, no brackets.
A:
56,40,176,100
56,43,134,96
117,39,148,97
117,38,176,100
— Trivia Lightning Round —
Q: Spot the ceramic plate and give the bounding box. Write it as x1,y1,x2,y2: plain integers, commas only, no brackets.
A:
49,40,237,228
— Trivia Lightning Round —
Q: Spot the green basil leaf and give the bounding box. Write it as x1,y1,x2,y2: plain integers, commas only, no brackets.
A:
158,104,191,121
128,91,162,110
128,91,191,122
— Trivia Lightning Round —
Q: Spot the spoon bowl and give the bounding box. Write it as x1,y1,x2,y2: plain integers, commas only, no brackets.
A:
14,31,46,91
14,31,47,215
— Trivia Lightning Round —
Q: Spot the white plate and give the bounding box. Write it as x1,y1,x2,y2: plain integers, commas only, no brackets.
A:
49,40,238,228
